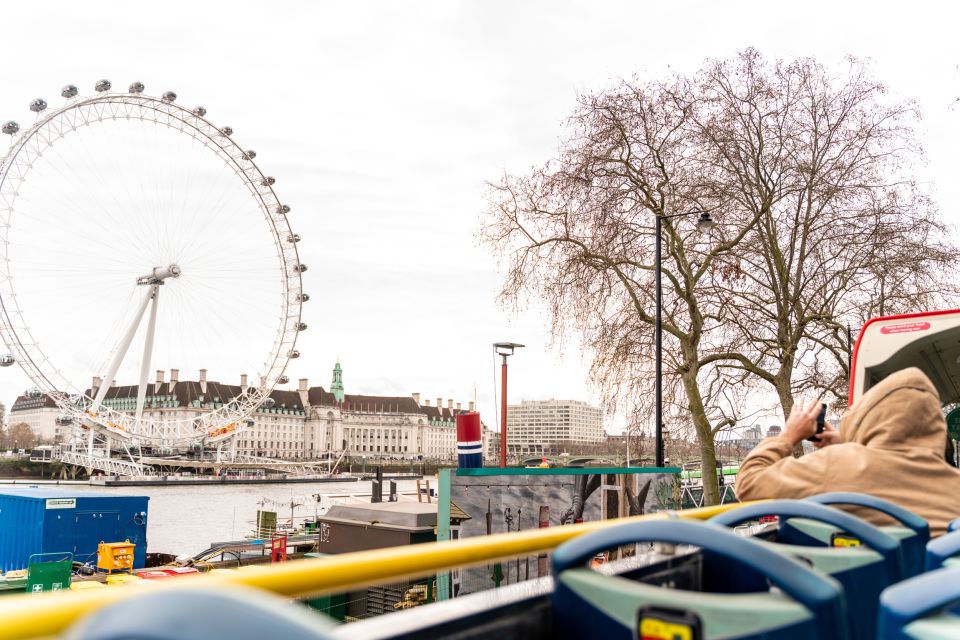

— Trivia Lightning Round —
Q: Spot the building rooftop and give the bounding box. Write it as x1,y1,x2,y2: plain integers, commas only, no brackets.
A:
12,363,477,425
0,486,148,500
322,501,438,529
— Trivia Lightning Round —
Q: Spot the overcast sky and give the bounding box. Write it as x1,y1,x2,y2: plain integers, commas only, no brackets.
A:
0,0,958,433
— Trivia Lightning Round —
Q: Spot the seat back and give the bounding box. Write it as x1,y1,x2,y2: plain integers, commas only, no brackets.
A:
925,529,960,571
710,499,903,640
551,519,849,640
65,584,336,640
804,492,929,577
878,566,960,640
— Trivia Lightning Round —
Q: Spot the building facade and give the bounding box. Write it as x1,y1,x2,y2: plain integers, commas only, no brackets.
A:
504,399,604,456
9,363,490,462
8,390,60,442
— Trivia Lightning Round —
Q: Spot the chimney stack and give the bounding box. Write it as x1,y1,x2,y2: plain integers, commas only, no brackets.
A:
447,399,453,410
437,397,442,410
156,370,164,386
299,378,308,392
412,392,420,405
424,399,430,406
240,373,248,389
170,369,179,384
92,376,102,391
456,402,461,411
111,380,116,388
199,368,207,394
469,401,475,412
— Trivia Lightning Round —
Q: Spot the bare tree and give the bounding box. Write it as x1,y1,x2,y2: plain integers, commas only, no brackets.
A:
483,62,777,504
483,50,960,505
3,422,37,450
699,52,960,419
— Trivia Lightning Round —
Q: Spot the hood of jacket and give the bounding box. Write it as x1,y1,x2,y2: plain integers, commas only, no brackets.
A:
840,367,946,456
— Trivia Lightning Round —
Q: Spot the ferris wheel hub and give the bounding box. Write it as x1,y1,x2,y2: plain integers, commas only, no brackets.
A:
136,264,181,286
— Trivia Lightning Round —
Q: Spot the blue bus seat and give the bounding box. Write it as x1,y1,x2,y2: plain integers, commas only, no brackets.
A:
65,583,336,640
877,566,960,640
801,492,929,577
551,519,849,640
710,499,904,640
924,529,960,571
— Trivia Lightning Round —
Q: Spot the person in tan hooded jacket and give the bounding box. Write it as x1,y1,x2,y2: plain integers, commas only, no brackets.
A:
737,367,960,537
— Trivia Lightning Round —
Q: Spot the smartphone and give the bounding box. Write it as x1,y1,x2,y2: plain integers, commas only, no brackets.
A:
808,403,827,443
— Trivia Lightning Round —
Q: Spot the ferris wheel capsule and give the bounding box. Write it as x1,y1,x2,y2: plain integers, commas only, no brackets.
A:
288,350,300,359
261,176,275,186
61,85,78,99
263,397,277,409
2,121,19,135
128,82,145,94
55,415,73,426
29,99,48,113
286,233,301,243
276,204,290,214
297,293,309,302
95,79,112,92
0,354,14,367
295,322,307,331
244,150,256,159
220,126,233,136
277,375,290,385
293,264,307,273
161,91,177,102
193,106,207,117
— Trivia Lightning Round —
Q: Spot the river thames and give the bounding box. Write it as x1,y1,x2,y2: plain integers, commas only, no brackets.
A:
12,480,422,556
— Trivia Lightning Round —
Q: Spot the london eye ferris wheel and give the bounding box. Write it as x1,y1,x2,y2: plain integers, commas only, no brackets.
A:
0,80,307,450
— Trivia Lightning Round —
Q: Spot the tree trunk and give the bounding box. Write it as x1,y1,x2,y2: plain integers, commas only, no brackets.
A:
774,377,805,457
681,372,721,506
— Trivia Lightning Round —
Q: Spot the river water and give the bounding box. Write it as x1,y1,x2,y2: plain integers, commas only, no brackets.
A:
22,480,422,556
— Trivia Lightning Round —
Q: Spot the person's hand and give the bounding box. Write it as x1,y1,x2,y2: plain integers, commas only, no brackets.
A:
812,421,842,449
783,399,822,447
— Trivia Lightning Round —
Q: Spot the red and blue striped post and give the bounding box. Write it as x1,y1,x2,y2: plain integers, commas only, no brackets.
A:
456,412,483,468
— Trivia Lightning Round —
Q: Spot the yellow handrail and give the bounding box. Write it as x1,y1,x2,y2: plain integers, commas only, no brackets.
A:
0,501,754,639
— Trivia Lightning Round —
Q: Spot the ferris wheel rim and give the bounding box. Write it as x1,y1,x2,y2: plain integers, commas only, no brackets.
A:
0,89,304,445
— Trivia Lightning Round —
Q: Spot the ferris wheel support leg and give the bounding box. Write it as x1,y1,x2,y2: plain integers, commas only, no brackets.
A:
135,286,160,424
91,286,155,412
87,287,154,459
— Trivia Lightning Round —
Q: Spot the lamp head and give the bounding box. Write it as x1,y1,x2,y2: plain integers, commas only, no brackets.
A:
696,212,716,231
494,342,525,356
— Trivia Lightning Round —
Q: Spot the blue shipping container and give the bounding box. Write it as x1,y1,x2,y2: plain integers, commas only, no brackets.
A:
0,487,148,573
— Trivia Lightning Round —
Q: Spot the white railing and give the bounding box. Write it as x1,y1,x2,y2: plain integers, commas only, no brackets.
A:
58,450,149,476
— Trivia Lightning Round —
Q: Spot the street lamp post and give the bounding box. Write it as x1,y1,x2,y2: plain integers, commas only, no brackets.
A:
494,342,524,468
654,211,714,467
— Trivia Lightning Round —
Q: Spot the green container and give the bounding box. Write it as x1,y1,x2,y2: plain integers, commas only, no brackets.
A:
255,510,277,538
303,553,346,621
25,552,72,594
306,592,347,621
